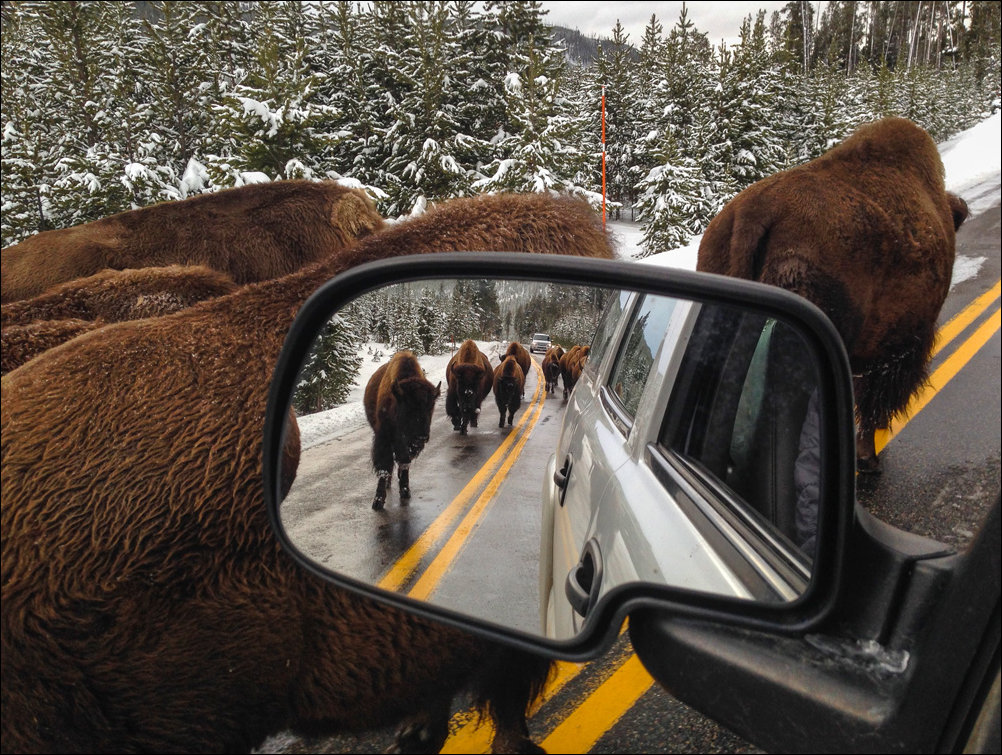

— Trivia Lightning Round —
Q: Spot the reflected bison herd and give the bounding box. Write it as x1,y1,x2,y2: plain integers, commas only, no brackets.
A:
360,333,592,511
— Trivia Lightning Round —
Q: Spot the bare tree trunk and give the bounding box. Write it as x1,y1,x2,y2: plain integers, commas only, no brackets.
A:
907,0,923,69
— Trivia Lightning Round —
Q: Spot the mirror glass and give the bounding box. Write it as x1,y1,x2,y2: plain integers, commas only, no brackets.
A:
278,279,825,641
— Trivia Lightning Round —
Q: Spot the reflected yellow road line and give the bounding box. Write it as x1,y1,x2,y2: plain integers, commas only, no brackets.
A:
410,361,546,600
378,362,544,591
876,305,1000,452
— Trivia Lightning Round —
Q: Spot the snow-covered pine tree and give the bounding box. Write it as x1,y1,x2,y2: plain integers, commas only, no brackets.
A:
312,1,387,186
376,2,476,216
293,314,363,415
634,6,717,256
206,1,333,185
141,2,222,185
593,21,641,218
710,12,789,193
1,3,62,244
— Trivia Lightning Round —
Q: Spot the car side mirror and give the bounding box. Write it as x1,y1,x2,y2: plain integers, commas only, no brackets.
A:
264,253,856,659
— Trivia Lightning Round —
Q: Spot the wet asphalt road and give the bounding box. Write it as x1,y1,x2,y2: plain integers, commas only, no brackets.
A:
264,203,1000,754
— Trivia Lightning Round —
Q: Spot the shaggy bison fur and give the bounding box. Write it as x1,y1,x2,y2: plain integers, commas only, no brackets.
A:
1,191,613,754
446,339,494,434
0,265,238,329
503,341,531,383
363,351,441,510
542,346,564,395
696,117,967,471
493,356,526,427
1,180,383,303
559,345,590,399
1,318,102,375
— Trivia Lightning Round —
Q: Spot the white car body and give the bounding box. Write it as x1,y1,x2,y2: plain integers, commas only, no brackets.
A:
541,291,815,640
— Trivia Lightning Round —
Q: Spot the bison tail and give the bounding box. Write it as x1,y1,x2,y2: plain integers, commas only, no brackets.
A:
760,253,863,349
469,649,553,753
698,194,773,281
852,324,936,432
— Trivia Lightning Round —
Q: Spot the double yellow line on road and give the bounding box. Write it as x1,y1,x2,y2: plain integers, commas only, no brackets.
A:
876,279,1001,451
443,279,1002,754
377,359,547,598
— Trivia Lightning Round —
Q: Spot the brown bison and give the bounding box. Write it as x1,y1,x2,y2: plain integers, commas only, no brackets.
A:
1,191,613,754
503,341,532,385
0,265,238,329
363,351,440,510
560,344,590,399
493,356,526,427
1,180,383,303
542,345,565,395
696,116,967,472
1,318,102,375
446,339,494,434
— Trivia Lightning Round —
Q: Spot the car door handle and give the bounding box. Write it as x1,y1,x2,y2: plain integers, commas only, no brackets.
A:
553,455,573,505
565,539,603,618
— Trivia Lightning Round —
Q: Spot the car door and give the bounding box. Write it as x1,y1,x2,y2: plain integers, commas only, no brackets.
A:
545,292,814,640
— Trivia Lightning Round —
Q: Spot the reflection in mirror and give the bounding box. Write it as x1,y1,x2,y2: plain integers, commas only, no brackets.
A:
278,279,824,642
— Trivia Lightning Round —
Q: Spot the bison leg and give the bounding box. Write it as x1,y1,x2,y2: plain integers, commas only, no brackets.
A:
388,701,451,754
372,433,395,509
373,470,391,510
856,427,880,474
474,650,552,755
470,408,479,428
397,462,411,500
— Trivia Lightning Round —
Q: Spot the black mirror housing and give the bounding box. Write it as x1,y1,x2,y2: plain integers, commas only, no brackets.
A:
263,253,857,660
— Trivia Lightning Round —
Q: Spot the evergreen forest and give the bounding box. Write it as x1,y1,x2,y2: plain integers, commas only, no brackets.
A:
2,0,1000,256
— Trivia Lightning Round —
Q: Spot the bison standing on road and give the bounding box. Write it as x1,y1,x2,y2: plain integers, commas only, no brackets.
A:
363,351,440,510
493,356,526,427
560,344,590,399
696,116,968,472
542,345,565,395
1,191,612,754
503,340,531,388
446,339,494,434
1,180,383,303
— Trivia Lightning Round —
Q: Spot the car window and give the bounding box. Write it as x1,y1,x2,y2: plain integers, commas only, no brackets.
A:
606,294,678,419
587,290,632,367
660,306,821,556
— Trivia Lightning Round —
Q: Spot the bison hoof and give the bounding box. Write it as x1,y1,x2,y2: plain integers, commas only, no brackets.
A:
400,486,411,499
372,496,385,510
857,454,881,474
388,720,448,755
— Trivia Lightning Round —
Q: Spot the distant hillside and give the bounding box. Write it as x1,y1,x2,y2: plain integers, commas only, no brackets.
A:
549,24,639,66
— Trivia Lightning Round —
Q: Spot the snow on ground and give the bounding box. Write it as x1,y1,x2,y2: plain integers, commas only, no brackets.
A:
298,114,1000,446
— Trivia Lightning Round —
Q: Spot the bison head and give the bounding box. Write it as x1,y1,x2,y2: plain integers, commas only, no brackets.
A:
393,378,441,457
450,363,486,415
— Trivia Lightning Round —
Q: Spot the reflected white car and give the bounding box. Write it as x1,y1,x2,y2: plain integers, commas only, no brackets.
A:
541,291,820,640
530,333,551,353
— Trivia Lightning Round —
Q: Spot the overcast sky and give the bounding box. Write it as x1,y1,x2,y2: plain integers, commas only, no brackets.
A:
539,1,798,48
